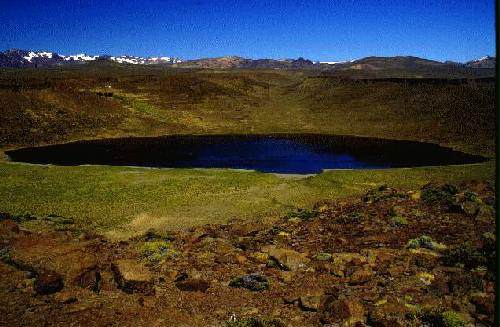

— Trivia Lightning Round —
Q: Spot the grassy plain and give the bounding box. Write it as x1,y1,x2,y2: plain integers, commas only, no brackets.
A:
0,65,496,236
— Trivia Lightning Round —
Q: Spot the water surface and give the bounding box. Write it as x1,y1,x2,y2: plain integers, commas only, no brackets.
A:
6,134,486,174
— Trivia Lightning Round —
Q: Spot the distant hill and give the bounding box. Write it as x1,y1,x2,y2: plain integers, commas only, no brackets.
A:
333,56,446,71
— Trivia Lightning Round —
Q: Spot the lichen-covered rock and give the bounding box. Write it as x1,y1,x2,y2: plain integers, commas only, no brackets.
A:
461,201,479,216
475,205,495,224
298,288,324,312
111,259,154,295
349,267,374,285
314,252,332,261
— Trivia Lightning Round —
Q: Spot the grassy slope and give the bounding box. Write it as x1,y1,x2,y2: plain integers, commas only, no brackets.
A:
0,66,496,236
0,161,494,238
0,68,495,155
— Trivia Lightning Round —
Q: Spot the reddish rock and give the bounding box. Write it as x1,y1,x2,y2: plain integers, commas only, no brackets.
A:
368,303,414,327
470,292,495,315
111,259,154,295
320,297,365,326
78,267,101,292
35,270,64,295
0,219,20,235
267,247,310,271
175,279,210,293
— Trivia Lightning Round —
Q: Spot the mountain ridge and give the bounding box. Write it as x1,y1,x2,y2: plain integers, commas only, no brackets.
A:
0,49,495,71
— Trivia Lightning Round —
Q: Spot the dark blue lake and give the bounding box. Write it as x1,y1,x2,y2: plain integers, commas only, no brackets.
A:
5,134,486,174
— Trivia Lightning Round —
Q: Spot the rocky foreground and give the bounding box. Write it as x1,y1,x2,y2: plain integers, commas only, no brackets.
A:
0,181,496,327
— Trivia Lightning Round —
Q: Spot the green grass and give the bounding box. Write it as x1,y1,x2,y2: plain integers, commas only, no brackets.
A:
0,161,494,239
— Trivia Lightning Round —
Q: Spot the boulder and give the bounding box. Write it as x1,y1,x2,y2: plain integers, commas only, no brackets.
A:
111,259,154,295
34,270,64,295
267,248,310,271
320,297,366,326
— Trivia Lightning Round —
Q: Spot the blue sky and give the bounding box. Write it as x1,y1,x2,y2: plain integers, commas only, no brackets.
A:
0,0,496,62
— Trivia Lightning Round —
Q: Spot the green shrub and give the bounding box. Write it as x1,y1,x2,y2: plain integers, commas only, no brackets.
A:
443,241,486,269
441,311,467,327
420,307,467,327
0,212,36,223
139,241,176,263
337,212,364,224
285,208,318,220
392,215,408,226
407,235,433,249
421,183,458,205
142,228,175,242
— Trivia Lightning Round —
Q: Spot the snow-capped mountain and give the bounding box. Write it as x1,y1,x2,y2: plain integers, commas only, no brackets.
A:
0,49,495,71
107,55,182,65
0,49,182,67
465,56,496,69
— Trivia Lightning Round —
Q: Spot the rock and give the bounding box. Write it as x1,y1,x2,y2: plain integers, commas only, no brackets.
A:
461,201,479,216
300,295,323,312
267,248,310,271
229,273,269,291
314,252,332,261
175,279,210,293
279,271,295,283
34,270,64,295
470,292,494,315
53,290,78,304
331,253,368,277
198,237,234,254
299,289,325,312
111,259,154,295
251,252,269,263
475,205,495,224
235,255,247,264
363,185,407,203
0,219,20,236
349,267,374,285
331,253,368,266
320,297,366,326
78,267,101,292
390,206,405,216
368,303,414,327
